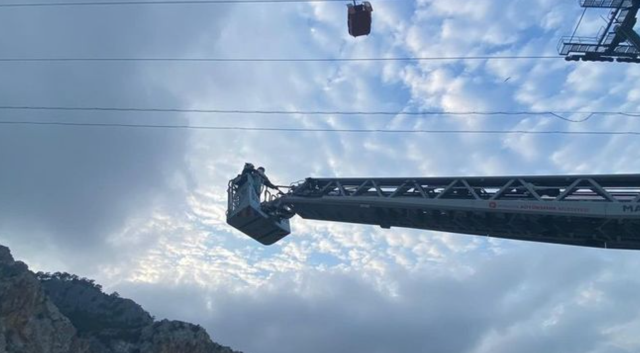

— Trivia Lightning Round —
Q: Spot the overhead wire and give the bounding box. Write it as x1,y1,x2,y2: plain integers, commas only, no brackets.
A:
0,0,378,7
0,120,638,135
569,7,588,41
0,56,561,63
1,105,637,123
0,2,561,64
0,0,586,7
0,1,617,134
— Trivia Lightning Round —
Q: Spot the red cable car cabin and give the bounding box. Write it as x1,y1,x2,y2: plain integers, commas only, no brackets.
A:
347,1,373,37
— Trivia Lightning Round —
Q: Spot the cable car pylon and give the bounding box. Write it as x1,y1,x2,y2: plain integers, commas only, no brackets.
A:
559,0,640,63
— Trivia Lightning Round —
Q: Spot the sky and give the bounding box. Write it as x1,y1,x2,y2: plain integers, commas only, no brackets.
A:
1,0,640,352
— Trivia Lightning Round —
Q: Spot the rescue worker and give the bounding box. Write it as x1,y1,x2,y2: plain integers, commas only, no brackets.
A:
253,166,281,197
242,163,255,175
234,162,255,186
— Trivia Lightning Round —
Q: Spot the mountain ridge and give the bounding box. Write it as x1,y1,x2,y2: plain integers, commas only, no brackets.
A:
0,245,241,353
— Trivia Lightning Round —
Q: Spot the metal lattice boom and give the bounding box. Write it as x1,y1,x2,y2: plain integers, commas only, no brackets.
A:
275,174,640,249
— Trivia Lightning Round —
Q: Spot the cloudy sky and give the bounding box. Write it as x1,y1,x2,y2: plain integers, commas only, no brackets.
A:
1,0,640,352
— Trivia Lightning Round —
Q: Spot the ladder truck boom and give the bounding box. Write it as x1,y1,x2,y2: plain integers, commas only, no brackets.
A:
227,170,640,250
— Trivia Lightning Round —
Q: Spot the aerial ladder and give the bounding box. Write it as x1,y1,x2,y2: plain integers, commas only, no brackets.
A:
559,0,640,63
227,169,640,250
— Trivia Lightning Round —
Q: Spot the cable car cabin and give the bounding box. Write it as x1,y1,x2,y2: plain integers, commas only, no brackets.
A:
347,1,373,37
227,174,291,245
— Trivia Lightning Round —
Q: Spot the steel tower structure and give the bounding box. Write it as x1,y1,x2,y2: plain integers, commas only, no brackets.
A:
559,0,640,63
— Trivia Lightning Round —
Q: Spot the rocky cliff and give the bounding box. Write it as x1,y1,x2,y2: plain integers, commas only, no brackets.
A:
0,245,240,353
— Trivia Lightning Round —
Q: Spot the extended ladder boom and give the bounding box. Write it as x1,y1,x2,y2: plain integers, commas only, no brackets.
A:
227,172,640,249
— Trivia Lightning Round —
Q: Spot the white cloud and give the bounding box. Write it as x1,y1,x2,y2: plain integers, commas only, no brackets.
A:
2,1,640,352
